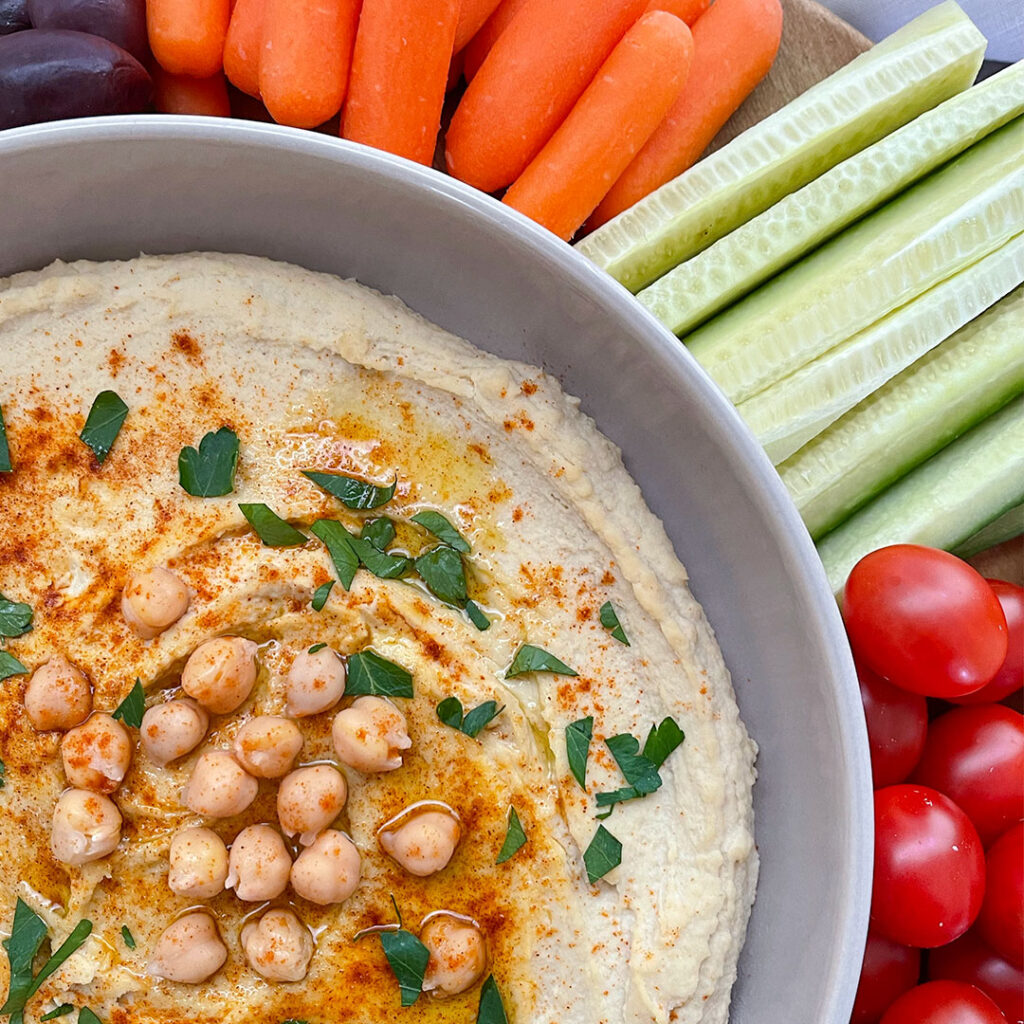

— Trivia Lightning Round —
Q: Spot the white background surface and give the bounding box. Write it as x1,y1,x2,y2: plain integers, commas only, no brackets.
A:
822,0,1022,62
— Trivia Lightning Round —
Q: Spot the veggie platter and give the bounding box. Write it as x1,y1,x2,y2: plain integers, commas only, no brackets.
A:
0,0,1022,1022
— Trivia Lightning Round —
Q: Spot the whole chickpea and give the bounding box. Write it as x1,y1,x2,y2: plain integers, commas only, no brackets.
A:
276,765,347,846
183,751,258,818
240,908,314,982
51,789,122,866
181,636,259,715
332,696,411,773
122,567,190,639
168,827,229,900
289,830,361,906
24,655,92,732
226,824,291,901
140,699,209,766
148,913,227,984
60,713,132,793
233,716,303,779
421,913,488,997
378,804,461,877
285,646,346,717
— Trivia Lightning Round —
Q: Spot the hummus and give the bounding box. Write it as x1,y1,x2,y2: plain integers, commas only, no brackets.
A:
0,253,757,1024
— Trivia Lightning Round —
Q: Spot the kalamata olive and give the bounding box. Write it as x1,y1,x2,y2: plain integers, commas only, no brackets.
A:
0,0,31,35
0,29,151,130
26,0,149,63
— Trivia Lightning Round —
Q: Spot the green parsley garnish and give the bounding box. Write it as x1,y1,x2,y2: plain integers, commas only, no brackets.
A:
496,807,527,865
506,644,577,678
178,427,239,497
410,510,470,552
39,1005,74,1020
238,503,306,547
0,759,6,790
414,546,467,606
374,902,429,1008
78,1010,103,1024
583,825,622,884
0,596,32,639
111,679,145,730
79,391,128,464
436,697,502,739
465,600,490,631
565,716,593,790
311,580,334,611
643,717,686,768
599,601,629,645
302,470,395,510
310,519,359,590
120,926,135,950
0,404,11,473
0,651,28,682
595,718,685,818
476,974,510,1024
361,517,396,551
346,650,413,698
308,643,328,654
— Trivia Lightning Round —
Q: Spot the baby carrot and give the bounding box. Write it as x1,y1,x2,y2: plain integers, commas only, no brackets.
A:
462,0,529,81
645,0,711,24
454,0,503,53
260,0,361,129
223,0,264,98
343,0,460,165
146,0,230,77
588,0,782,228
504,11,693,240
446,0,648,192
153,67,231,115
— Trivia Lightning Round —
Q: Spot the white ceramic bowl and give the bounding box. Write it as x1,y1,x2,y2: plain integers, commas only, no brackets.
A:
0,116,871,1023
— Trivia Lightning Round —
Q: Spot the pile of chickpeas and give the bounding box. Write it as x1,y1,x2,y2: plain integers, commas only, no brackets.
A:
23,566,488,998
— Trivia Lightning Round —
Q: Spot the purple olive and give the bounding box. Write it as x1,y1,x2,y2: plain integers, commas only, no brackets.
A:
26,0,148,63
0,29,151,129
1,0,31,35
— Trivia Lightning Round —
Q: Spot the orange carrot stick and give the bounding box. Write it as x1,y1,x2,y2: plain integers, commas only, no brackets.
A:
645,0,711,24
153,67,232,115
223,0,264,97
503,11,692,240
462,0,529,81
146,0,230,77
343,0,460,165
588,0,782,228
454,0,503,53
260,0,361,128
446,0,648,192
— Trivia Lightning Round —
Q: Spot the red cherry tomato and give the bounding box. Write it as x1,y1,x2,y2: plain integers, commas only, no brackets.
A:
880,981,1008,1024
871,785,986,948
952,581,1024,705
859,663,929,787
851,931,921,1023
912,705,1024,847
843,546,1008,698
929,928,1024,1024
977,823,1024,968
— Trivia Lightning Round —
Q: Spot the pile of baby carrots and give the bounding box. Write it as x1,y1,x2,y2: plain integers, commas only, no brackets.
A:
144,0,783,240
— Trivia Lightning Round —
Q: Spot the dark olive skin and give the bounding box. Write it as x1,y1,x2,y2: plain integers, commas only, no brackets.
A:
0,29,151,129
26,0,148,63
0,0,31,35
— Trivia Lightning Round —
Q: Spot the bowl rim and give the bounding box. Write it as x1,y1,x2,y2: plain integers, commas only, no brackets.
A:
0,114,873,1020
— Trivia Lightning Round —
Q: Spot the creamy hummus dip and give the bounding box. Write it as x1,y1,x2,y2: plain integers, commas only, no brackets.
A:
0,253,757,1024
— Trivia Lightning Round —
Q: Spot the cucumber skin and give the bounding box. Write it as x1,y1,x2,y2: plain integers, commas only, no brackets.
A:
952,504,1024,560
817,398,1024,595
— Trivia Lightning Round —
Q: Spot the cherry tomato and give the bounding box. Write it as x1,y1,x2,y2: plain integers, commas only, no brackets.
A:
912,705,1024,846
929,928,1024,1024
859,663,929,787
952,581,1024,706
880,981,1008,1024
852,931,921,1023
871,785,985,948
977,823,1023,968
843,546,1008,698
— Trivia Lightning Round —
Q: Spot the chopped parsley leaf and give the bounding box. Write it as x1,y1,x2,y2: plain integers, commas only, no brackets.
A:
79,391,128,464
599,601,629,645
178,427,239,497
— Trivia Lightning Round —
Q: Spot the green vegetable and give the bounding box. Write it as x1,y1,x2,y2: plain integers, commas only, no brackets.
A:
599,601,629,645
411,511,470,552
0,596,32,639
565,717,593,790
178,427,239,497
238,503,307,547
79,391,128,465
685,119,1024,406
780,282,1024,539
309,520,359,590
0,651,28,682
506,645,577,678
302,470,395,510
361,517,396,551
0,404,11,473
476,975,509,1024
414,546,467,606
0,759,5,790
436,697,502,738
952,503,1024,560
639,62,1024,335
346,650,413,698
642,717,685,768
379,928,429,1007
111,679,145,730
583,825,622,884
311,580,334,611
120,926,135,950
596,733,663,816
78,1010,102,1024
308,643,328,654
496,807,527,865
465,600,490,631
818,398,1024,594
39,1006,74,1020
